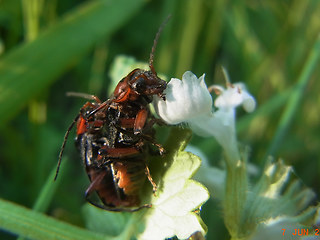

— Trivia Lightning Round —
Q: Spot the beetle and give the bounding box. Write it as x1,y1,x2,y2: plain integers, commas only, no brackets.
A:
55,18,168,212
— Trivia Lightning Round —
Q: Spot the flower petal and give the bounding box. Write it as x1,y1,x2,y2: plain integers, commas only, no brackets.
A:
153,71,212,125
214,83,256,113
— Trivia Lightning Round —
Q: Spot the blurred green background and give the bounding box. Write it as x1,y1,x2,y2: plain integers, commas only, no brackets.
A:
0,0,319,239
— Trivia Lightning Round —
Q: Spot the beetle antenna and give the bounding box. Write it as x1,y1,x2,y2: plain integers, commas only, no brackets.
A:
66,92,102,103
54,114,79,181
149,15,171,76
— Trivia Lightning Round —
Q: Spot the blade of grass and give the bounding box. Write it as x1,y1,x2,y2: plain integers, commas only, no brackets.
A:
0,0,144,125
16,161,67,240
32,159,67,213
89,40,109,93
175,0,204,77
0,198,109,240
21,0,44,41
266,34,320,158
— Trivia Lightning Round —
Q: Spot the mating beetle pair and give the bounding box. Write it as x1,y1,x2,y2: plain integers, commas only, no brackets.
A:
55,20,168,212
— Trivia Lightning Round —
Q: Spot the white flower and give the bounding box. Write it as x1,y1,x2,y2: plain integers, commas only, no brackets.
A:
153,70,256,162
213,83,256,113
154,71,212,125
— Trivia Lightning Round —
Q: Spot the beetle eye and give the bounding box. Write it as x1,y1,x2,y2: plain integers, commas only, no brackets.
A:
131,77,146,93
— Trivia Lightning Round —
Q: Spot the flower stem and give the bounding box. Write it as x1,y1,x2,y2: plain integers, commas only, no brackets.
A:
223,146,248,239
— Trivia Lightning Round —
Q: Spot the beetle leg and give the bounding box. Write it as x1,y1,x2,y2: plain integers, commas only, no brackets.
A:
111,124,166,155
141,134,165,155
85,170,107,197
134,109,148,134
135,117,166,155
115,126,165,155
144,163,157,193
146,117,166,128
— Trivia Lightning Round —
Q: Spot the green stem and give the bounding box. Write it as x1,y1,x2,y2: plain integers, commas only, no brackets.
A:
22,0,43,41
224,155,248,239
22,0,47,123
175,0,204,77
89,40,109,93
222,133,248,239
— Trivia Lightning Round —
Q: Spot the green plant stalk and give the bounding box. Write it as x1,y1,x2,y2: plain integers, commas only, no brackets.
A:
0,198,109,240
89,40,109,93
156,0,176,75
223,152,248,240
22,0,48,124
266,34,320,158
219,125,248,239
175,0,204,77
22,0,44,41
45,0,58,24
0,0,145,125
196,0,225,72
32,160,66,212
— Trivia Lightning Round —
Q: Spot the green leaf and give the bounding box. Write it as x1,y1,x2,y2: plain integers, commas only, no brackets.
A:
0,0,145,124
138,128,209,240
0,198,108,240
246,159,316,222
239,158,319,238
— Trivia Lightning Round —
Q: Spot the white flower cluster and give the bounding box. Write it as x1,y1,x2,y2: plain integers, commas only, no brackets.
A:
153,70,256,159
